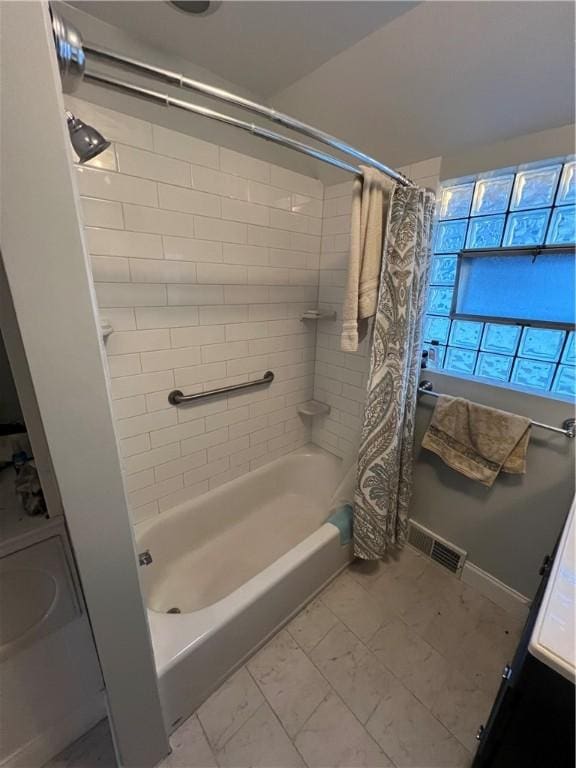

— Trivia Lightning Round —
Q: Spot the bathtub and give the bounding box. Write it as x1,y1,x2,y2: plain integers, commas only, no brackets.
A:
136,445,352,731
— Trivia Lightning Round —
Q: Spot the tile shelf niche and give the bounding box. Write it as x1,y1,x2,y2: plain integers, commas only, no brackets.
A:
301,309,337,321
297,401,331,417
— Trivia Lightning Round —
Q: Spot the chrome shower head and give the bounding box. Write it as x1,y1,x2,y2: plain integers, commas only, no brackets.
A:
50,9,109,162
66,111,111,164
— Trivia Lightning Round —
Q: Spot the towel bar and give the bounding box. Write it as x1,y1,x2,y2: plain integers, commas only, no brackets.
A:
418,380,576,439
168,371,274,406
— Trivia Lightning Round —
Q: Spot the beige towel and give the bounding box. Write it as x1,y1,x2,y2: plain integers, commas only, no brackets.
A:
421,395,531,487
341,167,395,352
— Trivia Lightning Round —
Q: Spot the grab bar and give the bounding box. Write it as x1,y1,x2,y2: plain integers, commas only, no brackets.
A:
418,380,576,438
168,371,274,406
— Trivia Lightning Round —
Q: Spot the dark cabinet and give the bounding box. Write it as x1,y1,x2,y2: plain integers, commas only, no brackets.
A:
472,554,575,768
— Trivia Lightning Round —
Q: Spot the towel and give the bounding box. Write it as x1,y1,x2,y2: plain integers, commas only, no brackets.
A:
341,167,395,352
421,395,531,487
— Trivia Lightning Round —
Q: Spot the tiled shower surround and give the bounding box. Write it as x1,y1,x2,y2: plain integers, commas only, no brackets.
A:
69,95,439,523
312,160,441,460
69,96,321,523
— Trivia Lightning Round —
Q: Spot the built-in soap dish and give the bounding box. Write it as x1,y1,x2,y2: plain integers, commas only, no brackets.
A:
297,401,331,417
301,309,337,321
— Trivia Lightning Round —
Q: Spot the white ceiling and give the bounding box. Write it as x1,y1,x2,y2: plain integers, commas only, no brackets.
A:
271,1,575,168
69,0,574,173
70,1,416,97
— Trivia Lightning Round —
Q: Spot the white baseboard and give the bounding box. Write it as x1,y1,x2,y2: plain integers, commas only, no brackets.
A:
0,692,106,768
462,561,531,620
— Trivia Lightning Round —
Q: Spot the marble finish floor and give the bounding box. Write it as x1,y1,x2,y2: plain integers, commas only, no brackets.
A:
48,547,524,768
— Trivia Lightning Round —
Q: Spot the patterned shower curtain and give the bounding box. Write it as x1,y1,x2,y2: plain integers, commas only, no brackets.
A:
353,185,436,560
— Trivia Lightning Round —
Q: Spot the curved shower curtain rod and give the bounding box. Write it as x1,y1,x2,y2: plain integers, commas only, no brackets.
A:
81,43,413,187
84,71,360,174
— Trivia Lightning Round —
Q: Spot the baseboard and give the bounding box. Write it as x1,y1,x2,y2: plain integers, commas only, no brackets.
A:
0,692,106,768
462,561,531,620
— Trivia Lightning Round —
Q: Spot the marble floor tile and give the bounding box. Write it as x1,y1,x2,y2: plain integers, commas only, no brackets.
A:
429,669,494,752
369,617,440,683
310,622,397,724
366,682,471,768
320,571,388,642
247,629,330,737
366,559,434,622
64,551,518,768
405,573,522,695
396,641,452,711
444,622,517,695
43,720,116,768
452,633,513,696
473,594,523,656
294,691,393,768
216,702,305,768
413,584,483,656
287,596,339,653
393,562,468,633
160,715,217,768
197,666,263,751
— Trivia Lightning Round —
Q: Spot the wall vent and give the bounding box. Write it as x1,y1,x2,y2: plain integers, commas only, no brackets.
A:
407,521,467,576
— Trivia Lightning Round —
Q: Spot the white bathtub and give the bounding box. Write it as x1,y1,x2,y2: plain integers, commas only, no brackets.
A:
136,445,352,730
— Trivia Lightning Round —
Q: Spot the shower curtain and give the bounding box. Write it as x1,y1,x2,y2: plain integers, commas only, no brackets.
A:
353,185,436,560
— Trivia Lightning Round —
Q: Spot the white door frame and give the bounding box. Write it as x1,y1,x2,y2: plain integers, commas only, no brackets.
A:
0,3,170,766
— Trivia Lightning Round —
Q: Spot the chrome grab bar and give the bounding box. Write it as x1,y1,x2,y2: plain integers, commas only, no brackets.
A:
418,380,576,438
168,371,274,406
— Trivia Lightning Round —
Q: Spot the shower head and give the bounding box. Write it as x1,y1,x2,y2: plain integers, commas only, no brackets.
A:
66,111,111,164
50,9,110,162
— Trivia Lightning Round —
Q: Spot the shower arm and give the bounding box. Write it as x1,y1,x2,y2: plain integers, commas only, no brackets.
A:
82,43,413,187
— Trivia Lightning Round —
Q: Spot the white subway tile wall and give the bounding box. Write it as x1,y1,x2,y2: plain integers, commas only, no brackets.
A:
67,96,322,525
312,161,441,460
68,94,439,525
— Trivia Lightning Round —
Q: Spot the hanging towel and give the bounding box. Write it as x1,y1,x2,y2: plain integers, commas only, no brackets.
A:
421,395,531,487
341,166,395,352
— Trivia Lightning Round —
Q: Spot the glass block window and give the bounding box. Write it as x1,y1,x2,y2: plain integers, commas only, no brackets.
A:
518,328,566,362
481,323,521,355
424,315,451,344
476,352,514,382
511,359,556,391
553,365,576,396
561,331,576,365
503,209,550,247
430,255,457,285
422,342,446,370
547,206,576,245
424,157,575,398
434,220,467,253
466,215,506,249
449,320,484,349
510,165,561,210
445,347,477,375
453,251,575,325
